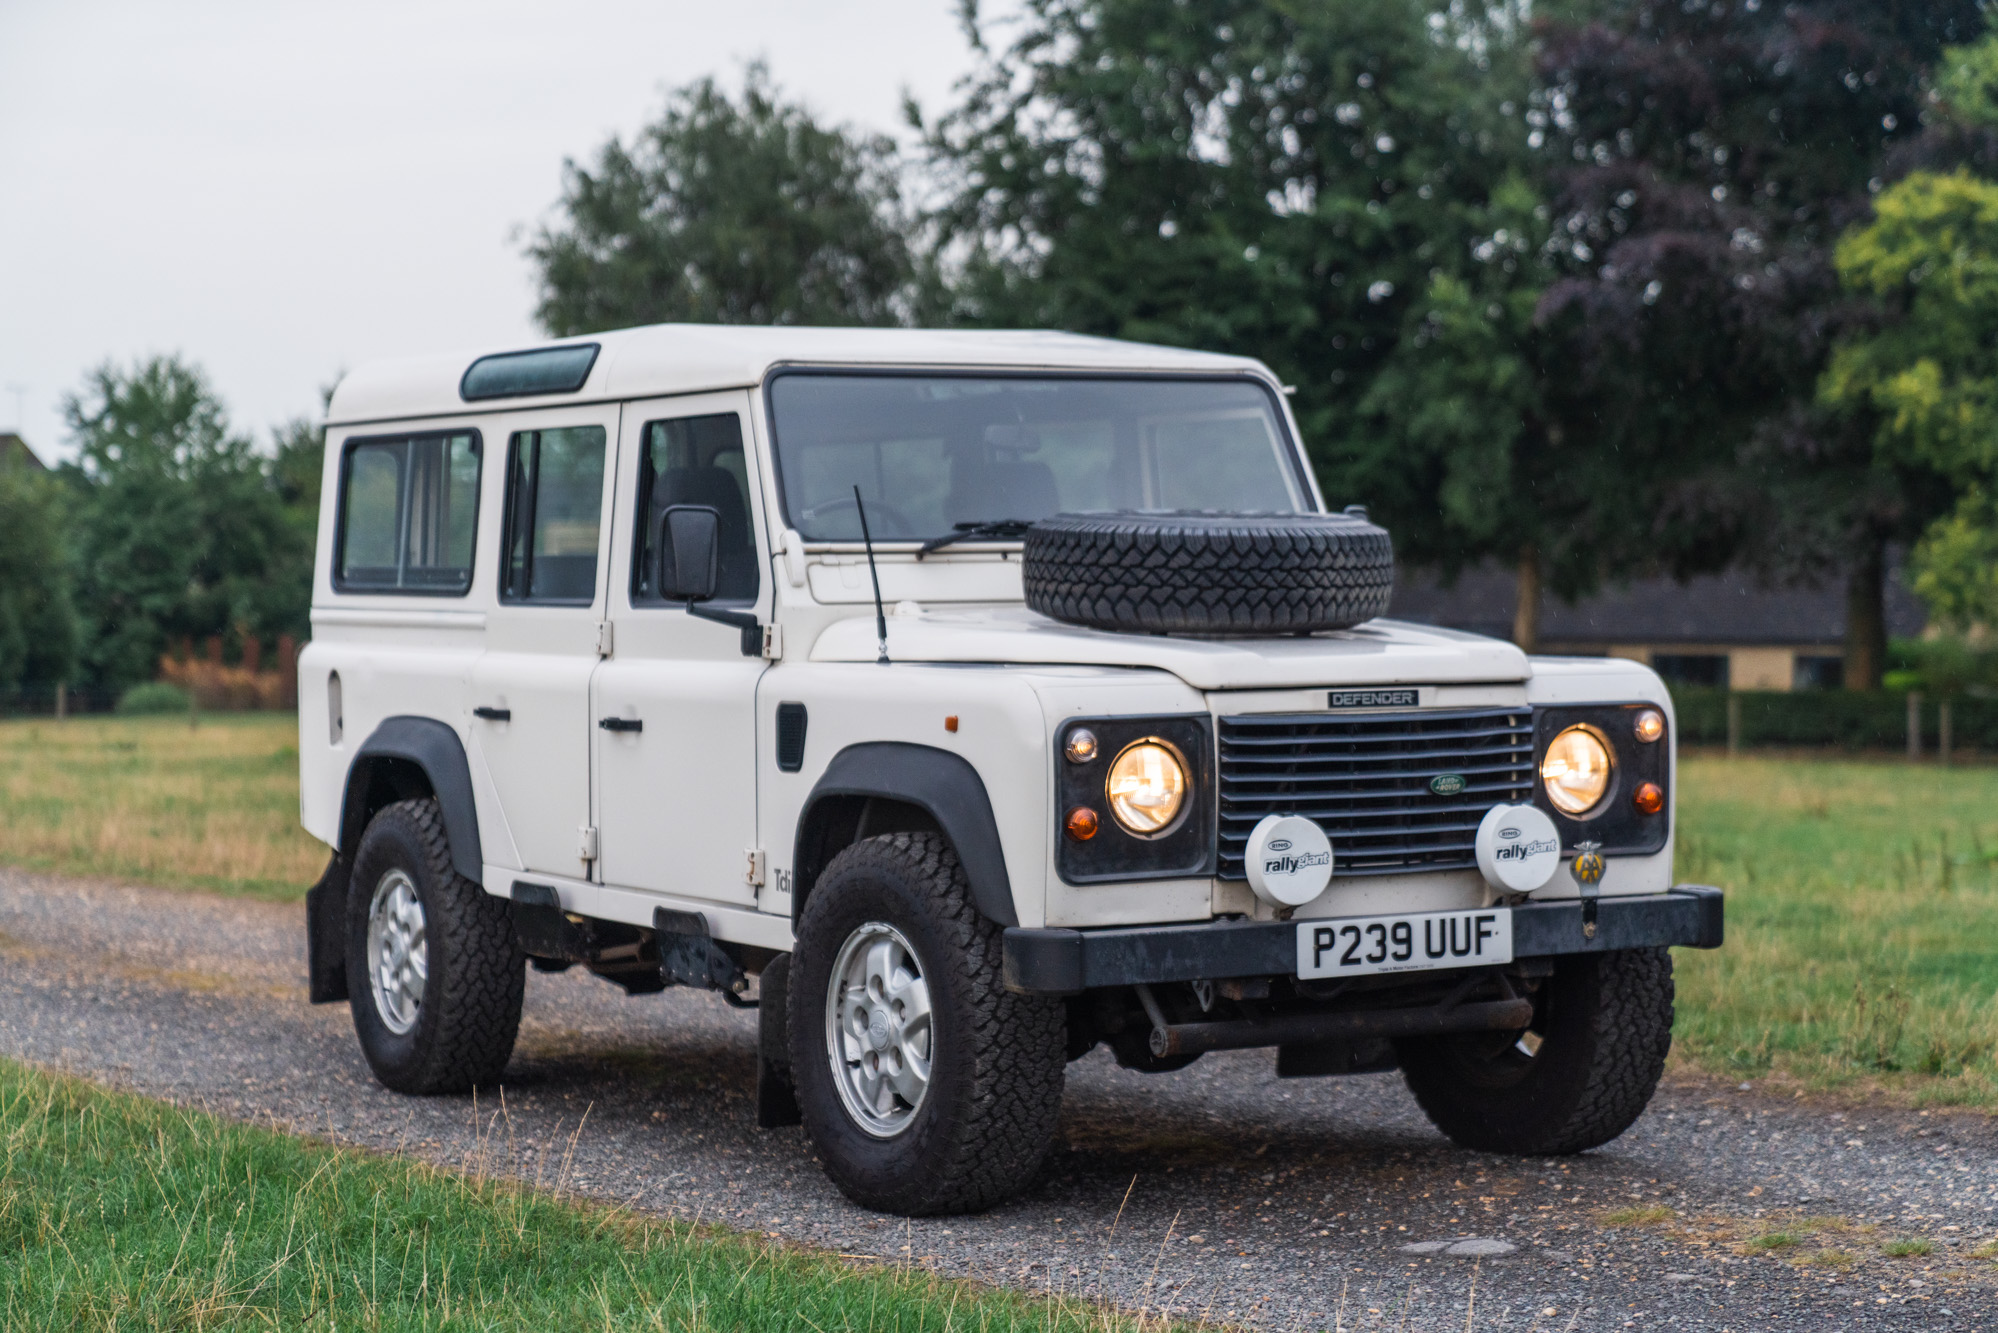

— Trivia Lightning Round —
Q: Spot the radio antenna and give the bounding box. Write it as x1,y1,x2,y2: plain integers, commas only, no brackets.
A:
852,485,890,665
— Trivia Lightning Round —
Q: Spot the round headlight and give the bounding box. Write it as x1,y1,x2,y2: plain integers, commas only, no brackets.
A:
1105,739,1188,836
1541,725,1613,816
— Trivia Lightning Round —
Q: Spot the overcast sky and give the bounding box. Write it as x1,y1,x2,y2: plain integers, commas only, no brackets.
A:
0,0,995,462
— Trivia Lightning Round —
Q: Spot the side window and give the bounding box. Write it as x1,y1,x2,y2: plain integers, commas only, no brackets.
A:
631,413,760,605
501,426,608,604
335,431,481,594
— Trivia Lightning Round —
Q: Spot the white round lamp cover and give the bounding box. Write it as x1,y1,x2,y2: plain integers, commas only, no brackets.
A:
1474,803,1562,893
1244,814,1335,907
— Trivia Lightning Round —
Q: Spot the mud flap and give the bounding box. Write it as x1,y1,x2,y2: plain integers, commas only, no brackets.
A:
756,952,801,1128
306,853,352,1004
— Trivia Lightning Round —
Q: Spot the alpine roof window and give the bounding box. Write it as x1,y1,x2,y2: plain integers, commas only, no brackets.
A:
335,431,481,594
460,344,600,401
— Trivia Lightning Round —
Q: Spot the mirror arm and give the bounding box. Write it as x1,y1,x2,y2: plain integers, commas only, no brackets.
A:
684,600,764,657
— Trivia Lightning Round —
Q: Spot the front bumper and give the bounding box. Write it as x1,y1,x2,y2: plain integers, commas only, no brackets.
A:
1003,885,1723,995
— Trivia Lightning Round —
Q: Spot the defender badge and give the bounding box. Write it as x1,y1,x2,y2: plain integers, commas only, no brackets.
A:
1429,774,1466,796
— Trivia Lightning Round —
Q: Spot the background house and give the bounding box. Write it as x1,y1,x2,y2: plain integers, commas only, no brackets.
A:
1390,565,1927,692
0,433,45,471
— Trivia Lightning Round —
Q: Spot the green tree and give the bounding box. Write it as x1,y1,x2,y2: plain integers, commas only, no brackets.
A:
62,357,311,693
0,459,79,697
928,0,1709,646
531,66,914,334
1534,0,1981,681
1824,164,1998,631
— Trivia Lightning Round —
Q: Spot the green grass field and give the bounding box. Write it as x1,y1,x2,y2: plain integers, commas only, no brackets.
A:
0,713,326,900
1674,752,1998,1105
0,1058,1159,1332
4,715,1997,1103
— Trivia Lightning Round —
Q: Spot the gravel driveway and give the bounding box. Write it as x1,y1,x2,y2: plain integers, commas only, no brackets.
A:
3,867,1996,1331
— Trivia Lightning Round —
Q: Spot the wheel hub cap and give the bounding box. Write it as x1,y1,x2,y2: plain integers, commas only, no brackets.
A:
826,921,933,1138
365,868,427,1036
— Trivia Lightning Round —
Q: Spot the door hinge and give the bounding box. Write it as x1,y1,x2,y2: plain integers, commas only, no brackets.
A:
761,623,783,660
596,621,615,657
745,847,767,887
578,825,599,863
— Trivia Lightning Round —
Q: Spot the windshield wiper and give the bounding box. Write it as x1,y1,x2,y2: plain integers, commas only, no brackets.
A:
916,519,1036,560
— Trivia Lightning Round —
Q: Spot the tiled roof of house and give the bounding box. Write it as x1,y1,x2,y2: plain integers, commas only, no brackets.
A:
1389,562,1926,647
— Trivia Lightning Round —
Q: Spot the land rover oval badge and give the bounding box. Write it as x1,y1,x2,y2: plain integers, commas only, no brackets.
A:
1474,803,1561,893
1429,774,1466,796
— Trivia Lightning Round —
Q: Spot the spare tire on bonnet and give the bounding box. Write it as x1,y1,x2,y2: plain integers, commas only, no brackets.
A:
1022,510,1394,635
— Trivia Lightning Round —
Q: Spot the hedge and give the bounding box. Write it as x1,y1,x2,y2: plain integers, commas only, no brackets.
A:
1669,685,1998,750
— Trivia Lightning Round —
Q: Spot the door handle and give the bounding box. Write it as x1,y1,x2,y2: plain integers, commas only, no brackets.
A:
599,717,643,733
473,706,511,721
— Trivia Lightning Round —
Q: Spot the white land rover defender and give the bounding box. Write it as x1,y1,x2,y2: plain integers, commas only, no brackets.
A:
299,325,1721,1216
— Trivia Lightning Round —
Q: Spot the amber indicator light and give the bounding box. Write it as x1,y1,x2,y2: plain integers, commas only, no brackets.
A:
1064,806,1100,841
1632,781,1664,815
944,715,959,733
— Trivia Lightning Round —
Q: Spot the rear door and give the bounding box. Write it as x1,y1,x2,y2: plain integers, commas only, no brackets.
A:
593,391,768,906
468,404,620,879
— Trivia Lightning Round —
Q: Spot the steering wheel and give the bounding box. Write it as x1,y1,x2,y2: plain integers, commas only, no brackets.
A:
802,494,914,538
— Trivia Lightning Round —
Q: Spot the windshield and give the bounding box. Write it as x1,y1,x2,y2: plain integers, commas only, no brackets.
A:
767,374,1310,541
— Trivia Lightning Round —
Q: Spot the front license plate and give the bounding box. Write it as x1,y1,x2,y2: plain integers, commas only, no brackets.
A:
1295,908,1513,980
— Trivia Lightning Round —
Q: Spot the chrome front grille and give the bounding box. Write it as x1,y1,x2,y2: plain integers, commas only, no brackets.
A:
1217,707,1535,879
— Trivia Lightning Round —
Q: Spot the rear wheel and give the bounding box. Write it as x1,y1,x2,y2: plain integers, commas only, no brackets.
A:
1396,948,1673,1155
346,798,524,1094
788,833,1065,1215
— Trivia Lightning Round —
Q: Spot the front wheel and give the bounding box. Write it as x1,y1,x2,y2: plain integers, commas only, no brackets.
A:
346,798,524,1094
788,833,1066,1215
1396,947,1673,1156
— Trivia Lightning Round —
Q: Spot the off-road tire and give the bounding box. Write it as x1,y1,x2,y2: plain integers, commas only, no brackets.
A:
788,832,1066,1215
1022,510,1394,635
346,798,524,1094
1395,947,1673,1155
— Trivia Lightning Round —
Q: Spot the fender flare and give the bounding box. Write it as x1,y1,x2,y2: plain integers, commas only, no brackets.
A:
339,715,484,882
312,716,484,1005
795,742,1018,927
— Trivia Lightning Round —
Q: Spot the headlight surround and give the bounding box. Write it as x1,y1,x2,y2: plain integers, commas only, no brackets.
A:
1540,724,1614,816
1105,738,1189,836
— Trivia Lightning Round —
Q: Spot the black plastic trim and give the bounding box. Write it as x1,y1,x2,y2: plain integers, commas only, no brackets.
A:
776,702,808,772
1055,714,1215,884
1000,887,1723,994
305,852,352,1003
339,715,484,884
1533,703,1670,856
796,741,1016,926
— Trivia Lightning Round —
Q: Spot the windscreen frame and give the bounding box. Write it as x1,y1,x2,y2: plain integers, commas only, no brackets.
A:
760,367,1318,543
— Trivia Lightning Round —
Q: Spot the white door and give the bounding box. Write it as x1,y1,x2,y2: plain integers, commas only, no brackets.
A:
469,404,620,879
593,392,767,906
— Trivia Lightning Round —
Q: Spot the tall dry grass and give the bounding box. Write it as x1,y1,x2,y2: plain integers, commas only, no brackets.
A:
0,713,325,900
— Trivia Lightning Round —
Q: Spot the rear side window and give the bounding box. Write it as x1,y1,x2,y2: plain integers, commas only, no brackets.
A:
631,413,760,605
335,432,481,594
501,426,608,604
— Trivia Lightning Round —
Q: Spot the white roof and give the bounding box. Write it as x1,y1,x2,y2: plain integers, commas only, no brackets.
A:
325,324,1275,427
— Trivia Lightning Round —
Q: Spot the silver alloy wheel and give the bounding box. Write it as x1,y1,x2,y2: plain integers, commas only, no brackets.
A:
825,921,934,1138
366,867,427,1036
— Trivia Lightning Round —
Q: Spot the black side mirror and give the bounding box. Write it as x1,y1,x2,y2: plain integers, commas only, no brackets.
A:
655,504,720,602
